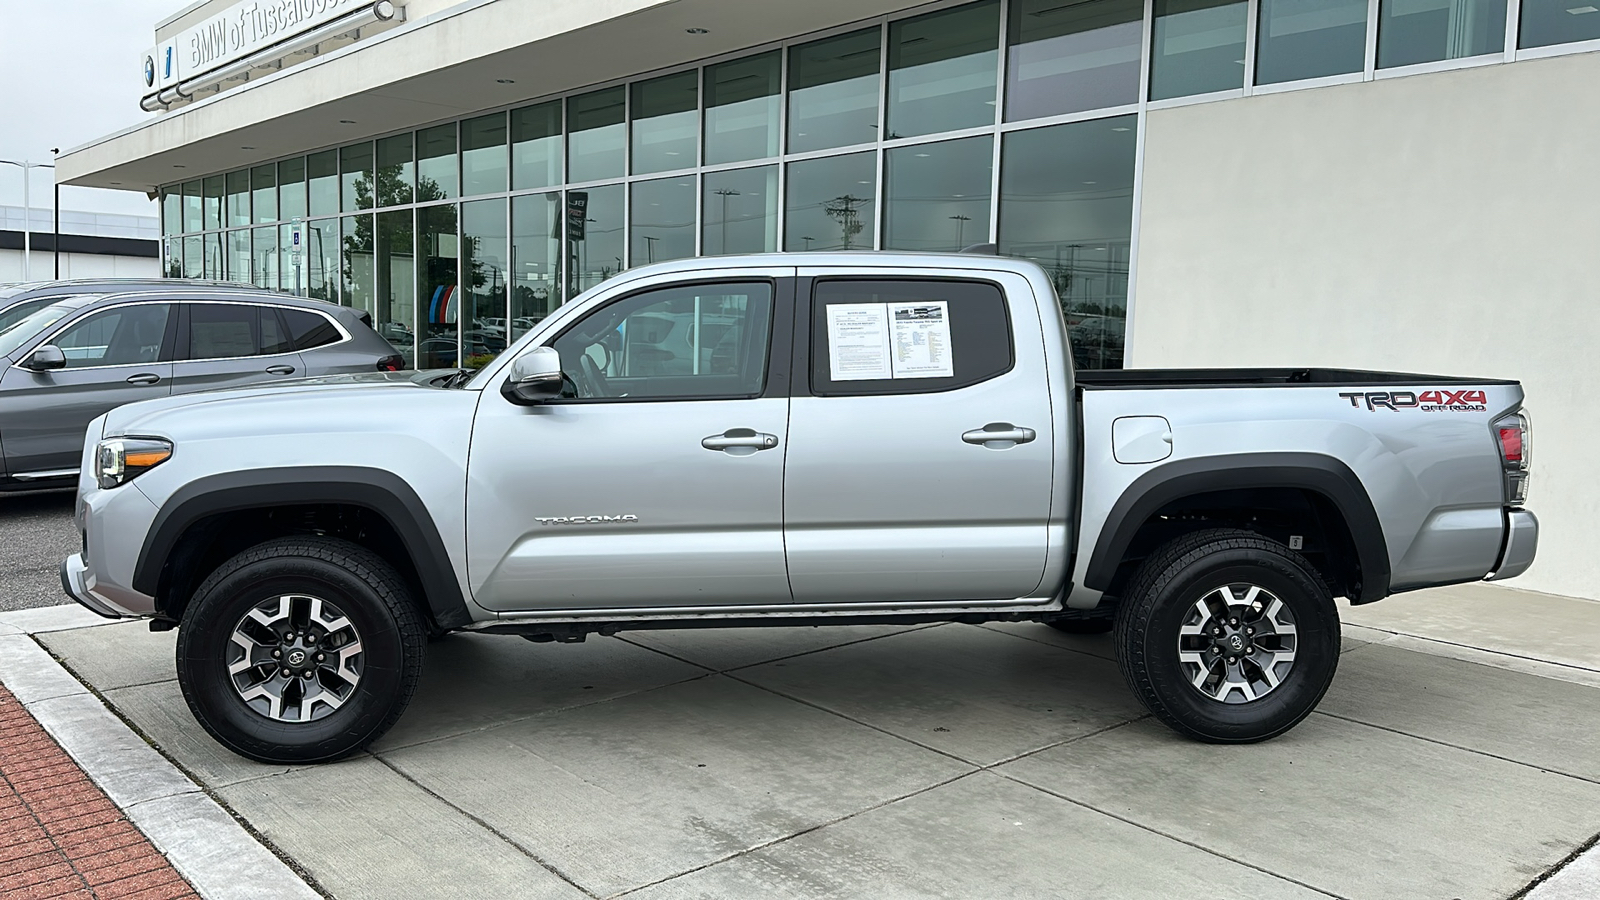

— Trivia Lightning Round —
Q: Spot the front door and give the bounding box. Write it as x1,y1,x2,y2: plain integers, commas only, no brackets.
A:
784,272,1057,604
169,302,306,394
0,303,175,476
467,276,793,612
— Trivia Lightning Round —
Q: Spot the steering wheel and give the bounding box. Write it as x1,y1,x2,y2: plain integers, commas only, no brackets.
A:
577,352,610,398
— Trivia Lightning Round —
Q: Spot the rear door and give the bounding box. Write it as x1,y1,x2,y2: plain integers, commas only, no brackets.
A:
784,270,1056,603
169,301,307,394
0,302,176,476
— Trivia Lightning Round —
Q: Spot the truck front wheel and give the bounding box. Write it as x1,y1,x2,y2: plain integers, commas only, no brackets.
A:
1113,528,1339,743
175,537,427,763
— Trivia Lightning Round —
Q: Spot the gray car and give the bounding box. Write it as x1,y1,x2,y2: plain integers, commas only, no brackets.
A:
0,278,260,335
0,288,402,490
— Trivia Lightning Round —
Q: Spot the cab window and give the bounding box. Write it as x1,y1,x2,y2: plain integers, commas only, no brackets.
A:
809,278,1012,396
550,282,773,400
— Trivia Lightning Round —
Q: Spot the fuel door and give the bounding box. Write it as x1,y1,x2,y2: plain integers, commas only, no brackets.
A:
1113,416,1173,464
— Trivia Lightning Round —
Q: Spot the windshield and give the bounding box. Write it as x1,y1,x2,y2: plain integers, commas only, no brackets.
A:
0,297,56,334
0,303,77,358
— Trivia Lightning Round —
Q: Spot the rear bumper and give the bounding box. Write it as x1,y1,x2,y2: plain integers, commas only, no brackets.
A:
1486,509,1538,581
60,554,126,620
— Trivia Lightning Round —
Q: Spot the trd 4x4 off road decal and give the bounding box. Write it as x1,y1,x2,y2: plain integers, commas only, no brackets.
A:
1339,390,1488,412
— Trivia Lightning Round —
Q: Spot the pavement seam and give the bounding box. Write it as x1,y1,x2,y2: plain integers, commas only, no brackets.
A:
0,632,324,900
1341,626,1600,687
370,753,599,899
992,769,1351,900
1311,710,1600,787
1514,828,1600,898
376,623,947,756
604,769,983,899
715,666,1356,900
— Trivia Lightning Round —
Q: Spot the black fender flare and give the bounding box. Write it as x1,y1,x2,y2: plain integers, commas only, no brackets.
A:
132,466,471,629
1083,452,1391,603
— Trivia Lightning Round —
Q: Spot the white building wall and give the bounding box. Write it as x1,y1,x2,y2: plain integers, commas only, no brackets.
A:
1130,51,1600,601
0,250,161,283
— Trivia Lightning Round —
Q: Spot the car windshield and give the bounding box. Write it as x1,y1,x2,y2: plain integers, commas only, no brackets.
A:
0,303,79,358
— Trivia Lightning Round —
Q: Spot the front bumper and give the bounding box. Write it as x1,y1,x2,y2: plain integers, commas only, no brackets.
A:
1486,509,1538,581
60,553,125,619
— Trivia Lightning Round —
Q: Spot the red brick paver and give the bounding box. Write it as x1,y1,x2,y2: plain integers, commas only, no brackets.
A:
0,685,199,900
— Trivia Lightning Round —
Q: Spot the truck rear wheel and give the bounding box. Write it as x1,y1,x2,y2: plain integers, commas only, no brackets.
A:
1113,528,1339,743
175,537,426,763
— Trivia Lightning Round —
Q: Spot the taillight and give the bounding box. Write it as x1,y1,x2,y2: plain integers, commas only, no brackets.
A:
376,354,405,372
1497,425,1522,464
1494,412,1531,505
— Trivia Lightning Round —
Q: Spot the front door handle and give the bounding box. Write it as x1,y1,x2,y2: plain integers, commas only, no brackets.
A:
702,428,779,454
126,373,161,386
266,365,296,376
962,423,1037,449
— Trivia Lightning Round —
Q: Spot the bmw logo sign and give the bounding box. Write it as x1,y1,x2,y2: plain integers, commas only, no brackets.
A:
143,55,156,88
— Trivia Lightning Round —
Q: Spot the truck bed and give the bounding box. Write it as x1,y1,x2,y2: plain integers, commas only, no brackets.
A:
1075,368,1518,389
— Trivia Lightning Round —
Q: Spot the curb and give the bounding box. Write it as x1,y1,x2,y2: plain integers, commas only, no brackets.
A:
0,606,320,900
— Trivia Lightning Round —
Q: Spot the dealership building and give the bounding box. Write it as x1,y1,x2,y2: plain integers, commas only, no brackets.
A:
57,0,1600,601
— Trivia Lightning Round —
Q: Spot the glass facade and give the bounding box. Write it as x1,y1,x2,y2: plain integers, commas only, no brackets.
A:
1150,0,1248,99
1379,0,1507,67
1255,0,1369,85
886,2,1000,139
999,115,1137,370
788,29,881,153
163,0,1593,369
1007,0,1143,120
703,166,778,256
884,136,993,252
1519,0,1600,49
705,52,781,164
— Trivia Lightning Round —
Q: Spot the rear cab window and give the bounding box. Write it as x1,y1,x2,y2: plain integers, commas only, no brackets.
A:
809,278,1013,396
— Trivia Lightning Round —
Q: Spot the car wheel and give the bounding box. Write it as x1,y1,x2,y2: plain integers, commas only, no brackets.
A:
1113,528,1339,743
175,536,426,763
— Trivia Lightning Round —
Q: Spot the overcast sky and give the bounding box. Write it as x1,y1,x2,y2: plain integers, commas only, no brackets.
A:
0,0,180,218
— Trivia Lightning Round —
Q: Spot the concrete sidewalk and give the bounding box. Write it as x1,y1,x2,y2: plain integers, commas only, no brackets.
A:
3,581,1599,900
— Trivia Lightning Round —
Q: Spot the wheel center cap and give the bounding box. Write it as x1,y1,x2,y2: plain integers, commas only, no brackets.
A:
1226,633,1245,653
286,649,307,667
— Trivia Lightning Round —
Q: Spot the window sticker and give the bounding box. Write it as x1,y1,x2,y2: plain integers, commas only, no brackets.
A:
888,301,953,378
825,300,956,381
826,303,893,380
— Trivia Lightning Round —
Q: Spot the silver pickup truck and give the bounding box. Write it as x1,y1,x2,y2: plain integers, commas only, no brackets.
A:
61,253,1537,763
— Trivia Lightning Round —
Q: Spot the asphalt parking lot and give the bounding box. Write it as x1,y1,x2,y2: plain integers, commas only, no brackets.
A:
0,489,76,612
4,490,1598,898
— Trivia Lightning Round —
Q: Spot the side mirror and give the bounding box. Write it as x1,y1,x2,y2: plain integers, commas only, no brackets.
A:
22,345,66,372
500,346,565,405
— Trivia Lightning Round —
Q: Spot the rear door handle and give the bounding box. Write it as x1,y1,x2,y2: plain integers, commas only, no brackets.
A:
266,365,296,376
126,373,161,386
962,423,1037,448
702,429,780,454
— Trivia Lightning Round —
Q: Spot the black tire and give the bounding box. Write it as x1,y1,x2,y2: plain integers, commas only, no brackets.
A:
1113,528,1339,743
175,536,427,764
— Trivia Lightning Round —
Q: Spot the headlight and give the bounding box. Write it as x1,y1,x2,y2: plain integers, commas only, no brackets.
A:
96,438,173,490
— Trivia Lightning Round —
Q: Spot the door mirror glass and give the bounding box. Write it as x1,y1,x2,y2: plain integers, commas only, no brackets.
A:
22,344,66,371
501,346,565,405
